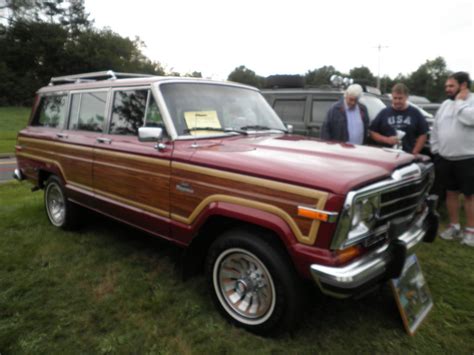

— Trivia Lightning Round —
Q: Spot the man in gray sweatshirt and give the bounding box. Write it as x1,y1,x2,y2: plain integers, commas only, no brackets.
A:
431,72,474,246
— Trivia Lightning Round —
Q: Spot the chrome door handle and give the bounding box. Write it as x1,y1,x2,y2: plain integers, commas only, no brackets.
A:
96,137,112,144
56,133,68,139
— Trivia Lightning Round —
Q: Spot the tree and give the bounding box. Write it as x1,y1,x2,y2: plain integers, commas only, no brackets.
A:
305,66,340,86
184,71,202,78
227,65,263,88
407,57,450,102
349,66,376,87
2,0,90,29
0,18,164,105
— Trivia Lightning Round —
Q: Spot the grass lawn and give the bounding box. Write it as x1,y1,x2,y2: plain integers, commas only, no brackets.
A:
0,107,31,154
1,182,473,354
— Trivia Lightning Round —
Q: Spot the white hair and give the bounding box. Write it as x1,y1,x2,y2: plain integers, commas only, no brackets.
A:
344,84,363,98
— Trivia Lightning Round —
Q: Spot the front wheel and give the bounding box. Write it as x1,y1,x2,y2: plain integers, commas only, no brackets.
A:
205,229,303,335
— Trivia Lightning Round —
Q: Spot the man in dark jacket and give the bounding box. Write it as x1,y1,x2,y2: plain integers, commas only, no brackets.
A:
321,84,370,145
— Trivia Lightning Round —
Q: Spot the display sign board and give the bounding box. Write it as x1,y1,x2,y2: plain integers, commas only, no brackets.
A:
390,254,433,335
184,110,221,135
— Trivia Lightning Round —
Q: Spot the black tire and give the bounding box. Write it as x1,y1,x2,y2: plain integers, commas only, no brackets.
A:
205,228,303,335
264,75,305,89
44,176,80,230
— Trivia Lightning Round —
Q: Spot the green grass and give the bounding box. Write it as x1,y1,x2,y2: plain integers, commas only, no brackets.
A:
0,181,473,354
0,107,31,154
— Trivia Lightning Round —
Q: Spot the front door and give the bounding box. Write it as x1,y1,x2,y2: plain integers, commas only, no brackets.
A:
92,88,172,238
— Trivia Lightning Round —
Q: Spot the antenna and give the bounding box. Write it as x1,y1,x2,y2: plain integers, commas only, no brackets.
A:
192,111,198,148
373,44,389,90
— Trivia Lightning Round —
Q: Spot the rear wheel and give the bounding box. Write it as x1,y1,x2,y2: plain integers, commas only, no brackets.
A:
205,229,302,335
44,176,79,230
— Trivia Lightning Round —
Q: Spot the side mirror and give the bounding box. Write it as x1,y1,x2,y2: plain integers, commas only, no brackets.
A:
286,124,293,134
138,127,163,142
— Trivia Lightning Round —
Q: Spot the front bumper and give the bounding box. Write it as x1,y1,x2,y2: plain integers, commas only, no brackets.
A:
310,195,439,298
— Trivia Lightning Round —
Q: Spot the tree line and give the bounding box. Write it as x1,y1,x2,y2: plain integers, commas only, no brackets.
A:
0,0,202,106
0,1,466,106
228,57,457,103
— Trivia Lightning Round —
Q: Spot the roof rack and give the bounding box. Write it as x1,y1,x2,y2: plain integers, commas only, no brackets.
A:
49,70,154,85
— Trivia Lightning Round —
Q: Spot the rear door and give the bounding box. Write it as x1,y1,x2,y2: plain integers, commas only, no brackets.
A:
93,87,172,238
57,89,109,206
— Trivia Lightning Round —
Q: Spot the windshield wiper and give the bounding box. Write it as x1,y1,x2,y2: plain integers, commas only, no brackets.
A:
185,127,248,135
185,127,226,133
240,125,286,132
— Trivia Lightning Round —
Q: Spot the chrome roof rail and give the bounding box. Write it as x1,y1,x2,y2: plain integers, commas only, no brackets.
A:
49,70,154,85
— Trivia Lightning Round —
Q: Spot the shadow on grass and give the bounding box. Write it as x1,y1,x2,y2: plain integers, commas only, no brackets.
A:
75,208,405,338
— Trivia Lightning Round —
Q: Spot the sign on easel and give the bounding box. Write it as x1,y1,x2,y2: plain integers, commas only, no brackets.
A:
390,254,433,336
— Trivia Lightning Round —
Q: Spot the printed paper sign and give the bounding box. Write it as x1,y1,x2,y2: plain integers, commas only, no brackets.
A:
184,110,221,133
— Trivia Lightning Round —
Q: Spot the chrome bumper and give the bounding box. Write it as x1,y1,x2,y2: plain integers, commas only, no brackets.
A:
310,196,438,298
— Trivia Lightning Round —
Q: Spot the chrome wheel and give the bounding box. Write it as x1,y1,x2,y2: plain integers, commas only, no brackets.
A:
45,182,66,226
213,248,276,325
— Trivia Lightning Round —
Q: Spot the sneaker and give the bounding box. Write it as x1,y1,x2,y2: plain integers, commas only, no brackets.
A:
440,224,461,240
461,230,474,247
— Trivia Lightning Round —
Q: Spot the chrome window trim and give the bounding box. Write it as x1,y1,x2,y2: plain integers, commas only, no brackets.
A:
331,162,434,250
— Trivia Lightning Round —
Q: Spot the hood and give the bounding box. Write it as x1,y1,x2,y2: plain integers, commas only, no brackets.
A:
179,134,414,195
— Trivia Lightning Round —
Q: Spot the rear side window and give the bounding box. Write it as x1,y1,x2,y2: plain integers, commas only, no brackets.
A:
68,92,107,132
32,94,68,128
273,100,305,122
109,89,165,135
311,100,336,124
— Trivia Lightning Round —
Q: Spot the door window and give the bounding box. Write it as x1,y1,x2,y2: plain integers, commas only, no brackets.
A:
68,92,107,132
273,100,305,123
109,90,165,135
311,100,337,124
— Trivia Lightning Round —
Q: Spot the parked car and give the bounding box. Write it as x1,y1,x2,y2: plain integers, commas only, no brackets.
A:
407,95,441,115
14,71,438,335
417,103,441,116
261,87,386,137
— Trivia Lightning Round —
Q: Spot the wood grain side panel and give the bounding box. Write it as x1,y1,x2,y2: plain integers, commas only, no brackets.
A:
18,137,94,188
170,165,328,244
93,151,171,216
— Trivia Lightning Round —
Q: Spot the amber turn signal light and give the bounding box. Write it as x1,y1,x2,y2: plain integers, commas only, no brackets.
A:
335,245,362,264
297,206,338,223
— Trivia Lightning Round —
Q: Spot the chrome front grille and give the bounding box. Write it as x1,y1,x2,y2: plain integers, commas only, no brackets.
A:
331,162,434,250
377,173,431,224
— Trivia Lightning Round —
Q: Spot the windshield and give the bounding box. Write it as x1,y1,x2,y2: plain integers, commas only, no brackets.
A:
359,95,386,121
160,83,286,136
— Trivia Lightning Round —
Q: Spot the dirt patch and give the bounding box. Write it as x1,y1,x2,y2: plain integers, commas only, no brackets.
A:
94,265,119,301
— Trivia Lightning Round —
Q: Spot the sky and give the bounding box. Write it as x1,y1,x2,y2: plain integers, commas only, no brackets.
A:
85,0,473,80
